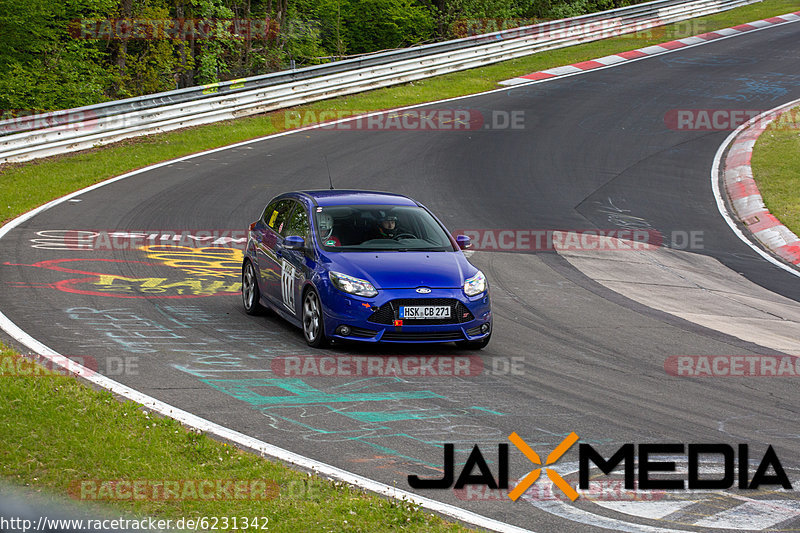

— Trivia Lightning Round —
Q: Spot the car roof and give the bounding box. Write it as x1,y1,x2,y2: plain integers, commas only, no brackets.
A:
298,190,419,207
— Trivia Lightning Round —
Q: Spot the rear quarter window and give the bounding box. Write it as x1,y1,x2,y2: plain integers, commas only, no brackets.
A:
263,199,295,232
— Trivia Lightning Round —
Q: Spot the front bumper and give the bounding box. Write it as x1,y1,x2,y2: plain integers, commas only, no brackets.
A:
320,287,492,343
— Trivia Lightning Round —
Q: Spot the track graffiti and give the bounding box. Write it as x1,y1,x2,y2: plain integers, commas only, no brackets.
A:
55,304,507,468
28,230,247,251
140,245,242,279
592,197,655,231
58,305,297,355
197,375,507,465
672,73,800,103
61,306,188,353
5,245,243,298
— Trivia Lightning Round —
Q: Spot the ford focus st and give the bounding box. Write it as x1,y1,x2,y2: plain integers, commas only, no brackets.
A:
241,190,492,348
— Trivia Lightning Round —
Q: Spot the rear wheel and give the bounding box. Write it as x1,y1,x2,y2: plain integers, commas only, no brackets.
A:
303,289,329,348
456,332,491,350
242,261,265,315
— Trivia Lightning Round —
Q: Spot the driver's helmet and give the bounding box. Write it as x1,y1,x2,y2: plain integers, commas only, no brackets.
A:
318,213,334,239
380,214,398,231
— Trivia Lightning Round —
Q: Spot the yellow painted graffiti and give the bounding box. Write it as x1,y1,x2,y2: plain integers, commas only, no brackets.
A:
92,274,241,296
201,82,220,94
139,245,243,279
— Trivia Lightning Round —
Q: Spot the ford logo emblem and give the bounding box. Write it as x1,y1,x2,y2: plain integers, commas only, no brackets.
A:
416,287,432,294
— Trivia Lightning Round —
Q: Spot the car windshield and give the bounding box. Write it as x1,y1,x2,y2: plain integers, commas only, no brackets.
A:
315,204,456,251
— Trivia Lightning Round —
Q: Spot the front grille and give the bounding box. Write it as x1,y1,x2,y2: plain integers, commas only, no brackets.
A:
368,299,473,325
381,331,465,341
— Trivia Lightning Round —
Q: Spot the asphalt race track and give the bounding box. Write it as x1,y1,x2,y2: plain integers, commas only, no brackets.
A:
2,19,800,533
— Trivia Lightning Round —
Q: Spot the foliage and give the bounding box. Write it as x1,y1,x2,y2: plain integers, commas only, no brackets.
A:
111,3,181,97
0,0,653,110
0,0,116,110
342,0,435,53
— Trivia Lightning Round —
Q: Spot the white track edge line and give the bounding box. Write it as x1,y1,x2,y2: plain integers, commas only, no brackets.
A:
502,15,799,87
2,14,799,533
0,84,543,533
0,309,533,533
710,97,800,279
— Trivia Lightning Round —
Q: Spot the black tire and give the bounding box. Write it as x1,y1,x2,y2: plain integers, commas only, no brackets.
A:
456,332,491,350
302,288,329,348
242,261,266,315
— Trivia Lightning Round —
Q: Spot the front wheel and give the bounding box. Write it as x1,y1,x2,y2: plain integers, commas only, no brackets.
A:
242,261,265,315
302,289,329,348
456,332,491,350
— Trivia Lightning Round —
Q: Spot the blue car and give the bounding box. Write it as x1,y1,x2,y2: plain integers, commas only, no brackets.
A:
241,190,491,349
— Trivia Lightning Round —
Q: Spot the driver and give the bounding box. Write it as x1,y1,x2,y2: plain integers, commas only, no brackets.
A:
318,212,340,246
377,214,399,239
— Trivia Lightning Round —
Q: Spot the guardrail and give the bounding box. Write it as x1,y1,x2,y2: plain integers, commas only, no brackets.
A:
0,0,759,164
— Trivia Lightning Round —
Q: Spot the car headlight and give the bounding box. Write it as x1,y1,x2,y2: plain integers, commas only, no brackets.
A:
463,270,486,296
329,271,378,297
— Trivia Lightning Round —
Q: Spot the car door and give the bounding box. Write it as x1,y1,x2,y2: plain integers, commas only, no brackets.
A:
277,202,312,319
255,198,295,306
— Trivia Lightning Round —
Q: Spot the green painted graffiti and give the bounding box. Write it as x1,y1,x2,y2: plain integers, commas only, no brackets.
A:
202,377,443,406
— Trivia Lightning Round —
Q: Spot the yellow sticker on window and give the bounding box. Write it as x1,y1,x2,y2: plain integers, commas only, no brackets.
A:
269,210,279,227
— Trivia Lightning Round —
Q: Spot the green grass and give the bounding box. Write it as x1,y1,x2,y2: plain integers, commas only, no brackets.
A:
2,1,800,527
2,0,800,225
0,347,469,532
750,106,800,235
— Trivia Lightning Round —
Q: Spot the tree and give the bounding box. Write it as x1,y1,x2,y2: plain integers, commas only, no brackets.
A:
0,0,116,110
342,0,434,54
106,0,182,97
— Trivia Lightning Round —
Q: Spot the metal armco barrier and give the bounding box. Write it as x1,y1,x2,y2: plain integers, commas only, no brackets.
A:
0,0,759,164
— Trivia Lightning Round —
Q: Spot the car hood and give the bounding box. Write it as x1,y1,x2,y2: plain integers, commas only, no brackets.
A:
325,251,476,289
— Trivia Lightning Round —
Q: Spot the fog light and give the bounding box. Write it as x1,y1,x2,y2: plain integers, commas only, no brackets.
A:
337,325,351,336
481,323,490,334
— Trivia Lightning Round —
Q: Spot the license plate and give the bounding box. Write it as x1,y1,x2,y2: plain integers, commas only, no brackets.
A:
399,306,451,319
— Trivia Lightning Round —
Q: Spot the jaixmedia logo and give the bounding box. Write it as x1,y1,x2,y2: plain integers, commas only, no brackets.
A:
408,433,792,501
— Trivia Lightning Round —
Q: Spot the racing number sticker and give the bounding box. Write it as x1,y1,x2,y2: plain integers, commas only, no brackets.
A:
281,258,295,310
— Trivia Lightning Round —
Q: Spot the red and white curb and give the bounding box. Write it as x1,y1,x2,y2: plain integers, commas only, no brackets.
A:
499,12,800,85
721,101,800,267
0,14,796,533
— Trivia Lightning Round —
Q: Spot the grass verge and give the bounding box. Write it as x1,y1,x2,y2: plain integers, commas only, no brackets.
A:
750,106,800,236
0,346,469,532
1,0,800,527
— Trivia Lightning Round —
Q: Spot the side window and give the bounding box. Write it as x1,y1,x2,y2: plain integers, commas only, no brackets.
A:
263,199,294,233
262,200,278,223
282,203,310,241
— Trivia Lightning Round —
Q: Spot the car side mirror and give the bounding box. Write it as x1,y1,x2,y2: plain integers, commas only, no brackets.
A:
284,235,305,250
456,235,473,250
